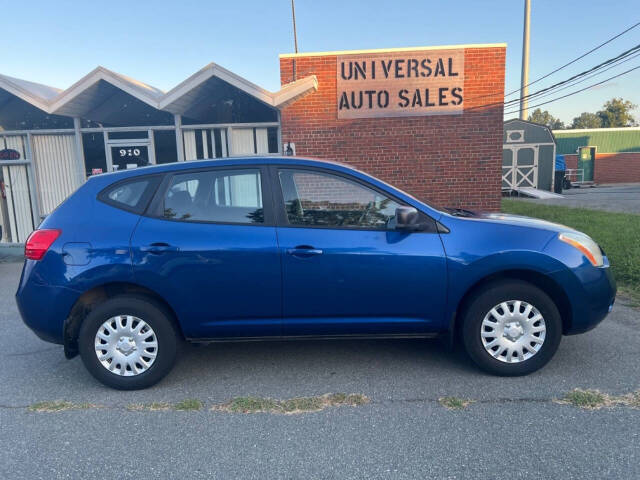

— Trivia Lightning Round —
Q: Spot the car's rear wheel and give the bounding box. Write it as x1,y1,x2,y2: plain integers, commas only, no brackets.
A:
78,295,178,390
461,280,562,376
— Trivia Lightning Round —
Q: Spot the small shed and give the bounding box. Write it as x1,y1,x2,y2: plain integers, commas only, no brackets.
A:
503,119,556,192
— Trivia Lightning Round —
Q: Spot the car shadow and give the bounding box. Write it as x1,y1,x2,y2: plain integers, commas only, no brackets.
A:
167,337,478,388
6,317,637,403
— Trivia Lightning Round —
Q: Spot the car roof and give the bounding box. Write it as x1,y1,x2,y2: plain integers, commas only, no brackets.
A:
86,156,442,219
94,156,357,181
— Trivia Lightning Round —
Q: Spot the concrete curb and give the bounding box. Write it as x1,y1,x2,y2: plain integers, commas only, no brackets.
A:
0,244,24,262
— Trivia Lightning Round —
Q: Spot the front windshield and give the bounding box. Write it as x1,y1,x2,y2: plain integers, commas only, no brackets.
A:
354,169,442,213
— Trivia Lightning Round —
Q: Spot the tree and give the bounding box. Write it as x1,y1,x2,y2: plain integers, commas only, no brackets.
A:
571,112,602,129
527,108,565,129
597,98,638,127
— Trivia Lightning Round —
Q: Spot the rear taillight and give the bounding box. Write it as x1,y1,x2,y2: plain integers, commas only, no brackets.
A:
24,229,61,260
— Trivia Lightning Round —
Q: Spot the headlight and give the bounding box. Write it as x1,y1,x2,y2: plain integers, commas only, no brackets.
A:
558,232,604,267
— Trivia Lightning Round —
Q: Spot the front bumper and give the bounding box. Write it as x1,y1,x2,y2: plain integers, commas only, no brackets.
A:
550,259,616,335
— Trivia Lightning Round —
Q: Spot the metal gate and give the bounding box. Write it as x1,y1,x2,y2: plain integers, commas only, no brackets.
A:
502,145,539,190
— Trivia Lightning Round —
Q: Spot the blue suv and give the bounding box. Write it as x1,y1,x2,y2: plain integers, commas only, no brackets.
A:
16,158,616,389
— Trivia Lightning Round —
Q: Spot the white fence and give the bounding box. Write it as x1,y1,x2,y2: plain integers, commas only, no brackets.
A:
1,135,35,243
32,134,81,215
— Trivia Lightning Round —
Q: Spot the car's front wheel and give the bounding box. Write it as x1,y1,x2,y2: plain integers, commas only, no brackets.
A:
462,280,562,376
78,295,178,390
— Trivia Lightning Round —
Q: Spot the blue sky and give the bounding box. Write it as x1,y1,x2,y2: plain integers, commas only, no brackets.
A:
3,0,639,124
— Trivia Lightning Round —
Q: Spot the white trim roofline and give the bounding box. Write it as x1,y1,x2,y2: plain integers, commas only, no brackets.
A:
49,66,165,114
0,74,61,112
504,118,555,141
0,64,318,116
553,126,640,134
161,63,273,111
159,62,317,112
271,76,319,108
279,42,507,58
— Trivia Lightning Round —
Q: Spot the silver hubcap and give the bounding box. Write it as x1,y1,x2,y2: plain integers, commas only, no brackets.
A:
481,300,546,363
94,315,158,376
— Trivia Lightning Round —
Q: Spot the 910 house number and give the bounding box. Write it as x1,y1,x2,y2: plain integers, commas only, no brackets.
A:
119,148,141,157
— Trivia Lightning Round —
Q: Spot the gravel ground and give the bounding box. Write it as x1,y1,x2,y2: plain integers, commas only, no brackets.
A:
1,261,639,479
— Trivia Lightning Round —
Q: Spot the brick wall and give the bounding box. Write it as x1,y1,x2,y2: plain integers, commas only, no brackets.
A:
562,153,640,184
564,154,578,171
594,153,640,184
279,46,506,211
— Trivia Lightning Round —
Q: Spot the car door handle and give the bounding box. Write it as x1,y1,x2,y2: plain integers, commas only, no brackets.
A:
140,243,180,254
287,246,323,258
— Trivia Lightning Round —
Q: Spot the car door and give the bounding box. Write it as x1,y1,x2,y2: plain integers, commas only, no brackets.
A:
130,166,281,339
274,166,448,336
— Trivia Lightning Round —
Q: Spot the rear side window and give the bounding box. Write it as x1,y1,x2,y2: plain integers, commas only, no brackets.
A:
107,180,147,207
99,176,161,214
162,169,264,224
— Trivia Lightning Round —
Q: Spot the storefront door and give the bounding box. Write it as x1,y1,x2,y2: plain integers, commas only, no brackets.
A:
577,146,595,182
105,133,155,172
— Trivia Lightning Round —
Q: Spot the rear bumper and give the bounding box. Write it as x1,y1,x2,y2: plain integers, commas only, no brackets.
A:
550,260,616,335
15,263,79,345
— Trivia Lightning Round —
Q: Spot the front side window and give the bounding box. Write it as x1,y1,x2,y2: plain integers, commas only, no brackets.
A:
278,169,401,229
163,169,263,224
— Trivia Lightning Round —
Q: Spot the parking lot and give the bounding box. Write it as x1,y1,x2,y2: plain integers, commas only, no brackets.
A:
1,259,639,479
520,183,640,214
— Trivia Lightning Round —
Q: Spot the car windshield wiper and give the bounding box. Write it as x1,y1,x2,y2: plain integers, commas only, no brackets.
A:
444,207,476,217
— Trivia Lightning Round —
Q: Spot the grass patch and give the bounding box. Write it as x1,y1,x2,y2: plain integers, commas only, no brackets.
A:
439,396,473,410
618,391,640,408
501,199,640,302
560,389,607,409
214,393,369,414
28,401,94,412
173,399,203,411
558,389,640,409
126,402,171,411
328,393,369,406
225,396,279,413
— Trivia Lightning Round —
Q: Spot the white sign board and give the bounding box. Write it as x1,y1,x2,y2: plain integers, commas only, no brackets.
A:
336,48,465,119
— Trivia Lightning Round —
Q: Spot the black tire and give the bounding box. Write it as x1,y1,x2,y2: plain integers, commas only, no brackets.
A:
461,280,562,376
78,295,178,390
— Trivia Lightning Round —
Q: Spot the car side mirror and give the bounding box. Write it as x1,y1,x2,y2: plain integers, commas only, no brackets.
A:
395,206,420,231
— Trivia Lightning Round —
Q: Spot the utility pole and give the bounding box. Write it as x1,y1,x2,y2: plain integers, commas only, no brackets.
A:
291,0,299,54
291,0,299,81
520,0,531,120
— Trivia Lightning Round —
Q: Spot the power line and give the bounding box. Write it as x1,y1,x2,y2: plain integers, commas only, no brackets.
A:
505,20,640,98
503,64,640,115
503,43,640,106
464,43,640,113
513,50,640,104
464,20,640,104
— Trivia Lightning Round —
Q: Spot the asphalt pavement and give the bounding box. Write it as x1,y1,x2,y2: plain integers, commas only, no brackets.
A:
1,260,639,479
519,183,640,214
